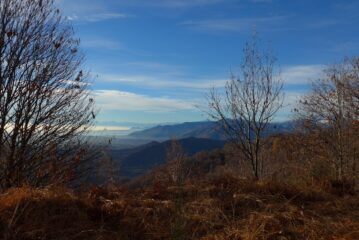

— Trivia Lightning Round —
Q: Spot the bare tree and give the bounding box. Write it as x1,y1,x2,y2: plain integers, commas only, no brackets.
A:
0,0,95,189
296,57,359,182
343,57,359,117
166,139,188,185
208,35,284,180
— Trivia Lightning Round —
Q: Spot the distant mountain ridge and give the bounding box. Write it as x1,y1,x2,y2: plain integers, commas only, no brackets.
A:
128,120,297,140
111,137,225,178
110,121,297,178
128,121,215,139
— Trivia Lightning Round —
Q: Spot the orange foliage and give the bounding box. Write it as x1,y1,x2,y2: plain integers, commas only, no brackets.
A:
0,176,357,240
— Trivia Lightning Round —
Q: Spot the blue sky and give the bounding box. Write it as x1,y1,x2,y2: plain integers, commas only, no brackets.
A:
56,0,359,129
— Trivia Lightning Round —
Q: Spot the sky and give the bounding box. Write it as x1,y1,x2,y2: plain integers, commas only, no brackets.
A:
56,0,359,130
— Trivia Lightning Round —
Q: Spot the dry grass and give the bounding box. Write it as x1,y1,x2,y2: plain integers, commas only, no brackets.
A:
0,176,358,240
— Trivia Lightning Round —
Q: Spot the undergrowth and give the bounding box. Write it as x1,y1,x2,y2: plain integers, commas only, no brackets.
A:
0,176,358,240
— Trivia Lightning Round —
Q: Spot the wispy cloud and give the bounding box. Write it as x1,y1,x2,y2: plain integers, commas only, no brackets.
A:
98,64,324,89
93,88,305,122
181,14,346,33
93,90,196,112
281,65,325,85
120,0,225,8
111,61,187,77
99,74,227,89
180,16,289,32
56,0,130,23
57,0,225,17
67,13,129,23
92,68,320,121
273,91,302,121
81,38,124,50
90,125,131,131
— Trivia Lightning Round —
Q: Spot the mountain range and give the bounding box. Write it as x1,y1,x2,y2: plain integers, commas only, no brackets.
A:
111,137,225,178
128,120,297,140
108,120,297,178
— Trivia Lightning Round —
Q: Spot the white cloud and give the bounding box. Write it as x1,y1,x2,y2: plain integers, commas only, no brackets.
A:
150,0,224,7
67,13,129,23
284,91,304,105
90,125,131,131
56,0,130,23
181,15,343,33
81,38,123,50
281,65,325,85
99,74,227,89
98,64,324,89
56,0,224,17
273,90,306,121
93,90,197,112
119,0,225,8
123,62,184,72
181,16,289,32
